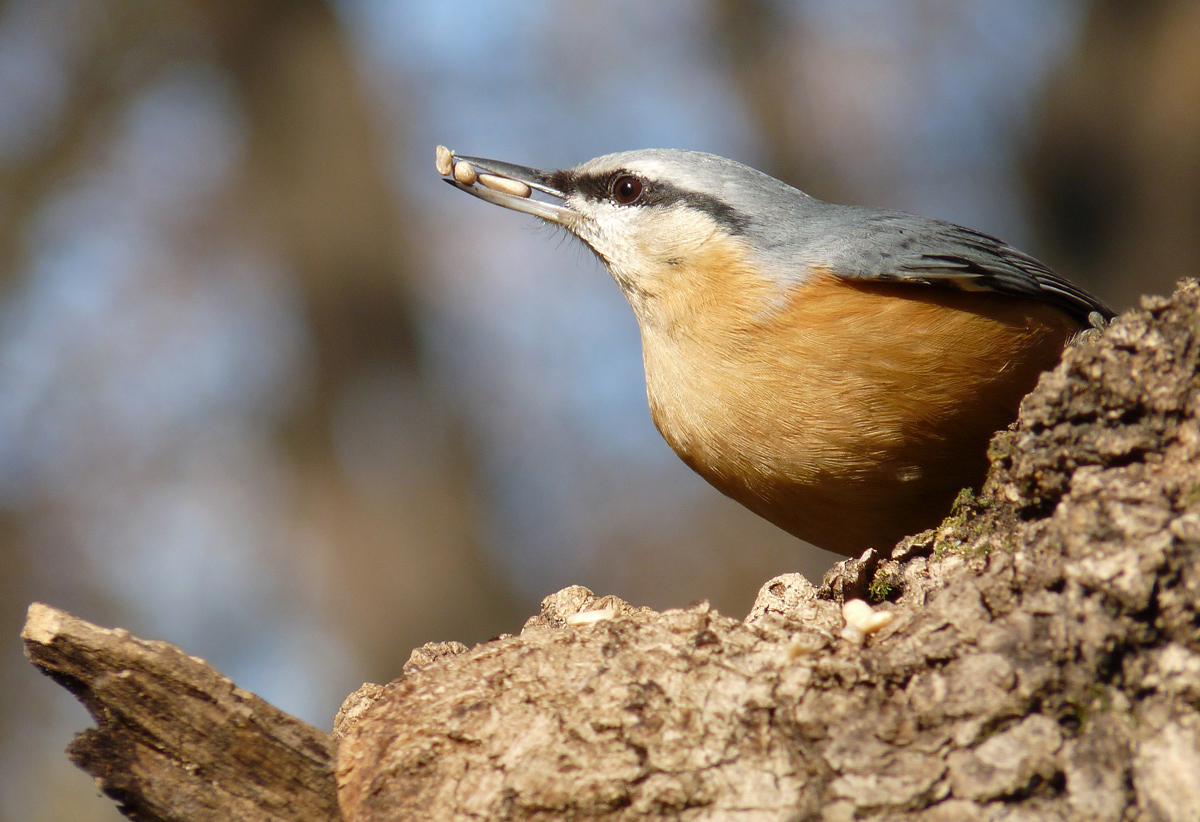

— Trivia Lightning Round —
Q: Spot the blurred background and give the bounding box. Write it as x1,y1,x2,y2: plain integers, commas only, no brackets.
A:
0,1,1194,818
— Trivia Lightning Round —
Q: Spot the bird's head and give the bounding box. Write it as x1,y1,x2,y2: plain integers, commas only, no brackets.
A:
441,148,820,328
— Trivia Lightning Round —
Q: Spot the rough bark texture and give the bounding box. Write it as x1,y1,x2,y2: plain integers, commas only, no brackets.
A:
336,280,1200,821
24,280,1200,821
21,603,340,822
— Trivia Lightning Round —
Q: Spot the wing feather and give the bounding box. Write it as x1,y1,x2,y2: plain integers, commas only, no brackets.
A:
821,212,1114,323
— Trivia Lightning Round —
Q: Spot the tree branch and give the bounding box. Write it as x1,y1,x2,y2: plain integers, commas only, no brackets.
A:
21,604,339,822
336,280,1200,821
24,280,1200,821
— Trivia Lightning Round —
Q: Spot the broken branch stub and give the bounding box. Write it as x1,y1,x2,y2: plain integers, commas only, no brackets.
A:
21,603,340,822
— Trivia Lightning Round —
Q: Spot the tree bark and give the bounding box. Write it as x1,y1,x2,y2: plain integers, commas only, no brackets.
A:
21,604,339,822
26,280,1200,820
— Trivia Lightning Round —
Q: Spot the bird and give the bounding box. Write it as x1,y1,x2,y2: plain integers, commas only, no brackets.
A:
437,146,1114,557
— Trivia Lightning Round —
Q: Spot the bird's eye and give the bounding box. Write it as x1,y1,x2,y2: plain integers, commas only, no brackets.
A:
612,175,644,205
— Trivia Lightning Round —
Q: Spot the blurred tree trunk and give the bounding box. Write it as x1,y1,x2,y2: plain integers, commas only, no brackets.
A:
195,0,523,673
0,0,518,730
1027,0,1200,310
708,0,845,199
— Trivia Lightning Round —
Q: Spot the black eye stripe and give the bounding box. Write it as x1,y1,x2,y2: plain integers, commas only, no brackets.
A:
556,171,612,201
552,170,752,235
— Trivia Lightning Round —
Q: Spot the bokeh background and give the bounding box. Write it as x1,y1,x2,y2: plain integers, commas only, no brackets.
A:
0,1,1194,818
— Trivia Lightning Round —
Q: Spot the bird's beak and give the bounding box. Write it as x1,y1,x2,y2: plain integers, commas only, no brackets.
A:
437,146,573,226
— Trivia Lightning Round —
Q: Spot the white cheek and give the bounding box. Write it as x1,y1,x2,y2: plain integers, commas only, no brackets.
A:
594,211,648,274
569,201,723,290
619,209,720,274
569,200,640,274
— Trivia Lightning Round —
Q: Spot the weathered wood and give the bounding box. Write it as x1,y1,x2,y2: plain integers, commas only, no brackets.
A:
21,604,339,822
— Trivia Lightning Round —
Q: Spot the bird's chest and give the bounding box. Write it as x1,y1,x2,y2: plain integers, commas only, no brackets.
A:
636,279,1076,504
640,329,835,488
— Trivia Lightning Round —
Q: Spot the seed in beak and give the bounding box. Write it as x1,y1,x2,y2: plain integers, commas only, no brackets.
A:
453,160,478,186
478,173,531,198
435,144,454,176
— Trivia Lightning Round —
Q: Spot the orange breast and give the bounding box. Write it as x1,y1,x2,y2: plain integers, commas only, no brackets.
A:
639,267,1079,556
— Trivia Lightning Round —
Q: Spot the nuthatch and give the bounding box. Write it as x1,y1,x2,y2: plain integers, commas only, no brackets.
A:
439,147,1113,557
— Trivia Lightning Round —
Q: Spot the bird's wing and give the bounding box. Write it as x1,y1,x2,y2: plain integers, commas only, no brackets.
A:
821,211,1114,323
